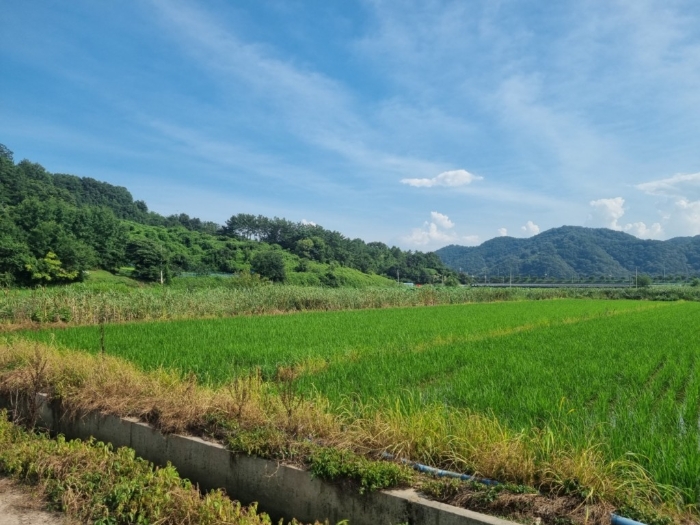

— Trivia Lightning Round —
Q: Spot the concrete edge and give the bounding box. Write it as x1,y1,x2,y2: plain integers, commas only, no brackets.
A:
2,393,519,525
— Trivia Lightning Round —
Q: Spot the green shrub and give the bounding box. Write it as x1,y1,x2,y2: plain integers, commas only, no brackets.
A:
309,447,412,494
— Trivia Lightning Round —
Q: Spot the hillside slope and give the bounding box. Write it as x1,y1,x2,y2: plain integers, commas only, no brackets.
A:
0,143,452,286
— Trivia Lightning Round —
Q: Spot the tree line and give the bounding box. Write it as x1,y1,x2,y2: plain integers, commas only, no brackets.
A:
0,144,456,286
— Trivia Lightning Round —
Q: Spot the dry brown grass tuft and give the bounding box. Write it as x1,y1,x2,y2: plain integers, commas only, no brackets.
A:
0,339,340,441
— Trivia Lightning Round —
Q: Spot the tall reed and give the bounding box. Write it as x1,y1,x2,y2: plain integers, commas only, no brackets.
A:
3,284,698,327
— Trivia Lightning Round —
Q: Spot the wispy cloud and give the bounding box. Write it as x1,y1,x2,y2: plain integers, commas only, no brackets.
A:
636,173,700,197
401,169,482,188
4,0,700,247
497,227,508,236
148,0,458,186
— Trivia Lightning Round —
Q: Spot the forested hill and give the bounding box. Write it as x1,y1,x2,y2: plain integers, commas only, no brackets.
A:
436,226,700,279
0,143,454,287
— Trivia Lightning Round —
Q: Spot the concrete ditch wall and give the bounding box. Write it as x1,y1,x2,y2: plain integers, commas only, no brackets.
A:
2,394,516,525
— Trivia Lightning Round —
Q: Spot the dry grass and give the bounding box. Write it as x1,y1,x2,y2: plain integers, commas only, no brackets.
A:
0,339,695,524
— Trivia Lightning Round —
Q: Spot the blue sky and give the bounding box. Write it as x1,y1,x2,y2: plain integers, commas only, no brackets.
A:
2,1,700,249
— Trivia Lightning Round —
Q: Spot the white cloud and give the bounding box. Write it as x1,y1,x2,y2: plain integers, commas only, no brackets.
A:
589,197,626,230
675,198,700,235
636,173,700,197
632,174,700,237
589,197,664,238
521,220,540,236
405,211,460,246
462,235,480,245
430,211,454,229
406,222,455,245
622,221,663,239
401,169,483,188
300,219,316,226
497,227,508,236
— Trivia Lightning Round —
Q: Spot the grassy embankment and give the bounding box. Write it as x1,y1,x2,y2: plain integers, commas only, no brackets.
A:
6,299,700,524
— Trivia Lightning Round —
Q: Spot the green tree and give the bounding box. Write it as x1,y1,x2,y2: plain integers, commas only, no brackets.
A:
250,251,286,282
444,275,460,287
636,274,652,287
294,238,314,259
0,143,13,162
126,238,171,283
25,251,80,284
0,237,33,286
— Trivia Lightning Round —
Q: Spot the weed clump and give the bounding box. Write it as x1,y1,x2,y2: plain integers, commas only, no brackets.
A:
309,447,412,494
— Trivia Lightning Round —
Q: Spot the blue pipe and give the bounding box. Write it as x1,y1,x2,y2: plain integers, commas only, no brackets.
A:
610,514,648,525
380,452,498,486
380,453,648,525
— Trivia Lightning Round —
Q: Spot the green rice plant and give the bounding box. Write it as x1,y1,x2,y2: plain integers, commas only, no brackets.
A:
17,299,651,381
304,302,700,502
24,298,693,503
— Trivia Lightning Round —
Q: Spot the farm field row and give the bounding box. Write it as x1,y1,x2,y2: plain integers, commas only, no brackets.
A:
20,299,652,381
16,299,700,503
303,302,700,500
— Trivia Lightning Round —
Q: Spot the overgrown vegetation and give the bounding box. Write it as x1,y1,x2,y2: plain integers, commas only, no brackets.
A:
0,412,292,524
0,339,695,524
2,283,700,328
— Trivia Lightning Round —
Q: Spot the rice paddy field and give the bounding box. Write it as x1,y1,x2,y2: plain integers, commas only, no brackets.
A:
15,299,700,504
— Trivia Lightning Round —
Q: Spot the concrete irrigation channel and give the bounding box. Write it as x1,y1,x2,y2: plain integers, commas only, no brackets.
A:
1,393,516,525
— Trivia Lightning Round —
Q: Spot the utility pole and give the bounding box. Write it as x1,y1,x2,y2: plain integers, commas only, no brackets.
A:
396,269,399,284
159,243,165,285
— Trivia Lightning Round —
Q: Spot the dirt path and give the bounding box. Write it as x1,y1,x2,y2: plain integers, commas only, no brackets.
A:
0,479,67,525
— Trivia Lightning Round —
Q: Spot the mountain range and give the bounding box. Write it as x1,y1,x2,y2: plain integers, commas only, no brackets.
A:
436,226,700,279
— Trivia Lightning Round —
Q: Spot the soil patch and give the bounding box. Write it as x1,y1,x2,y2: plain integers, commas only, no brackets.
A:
0,478,68,525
